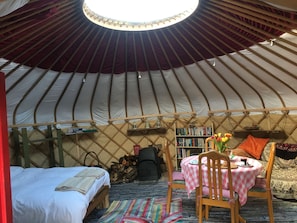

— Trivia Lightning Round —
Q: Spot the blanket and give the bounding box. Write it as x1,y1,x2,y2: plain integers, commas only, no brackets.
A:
75,167,106,178
55,176,96,194
55,167,105,194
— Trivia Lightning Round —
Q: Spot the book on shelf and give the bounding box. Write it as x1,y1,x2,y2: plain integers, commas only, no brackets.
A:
176,137,205,148
176,148,202,159
176,126,212,136
176,148,191,159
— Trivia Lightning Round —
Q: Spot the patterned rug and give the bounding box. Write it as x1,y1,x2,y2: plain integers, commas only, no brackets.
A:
97,197,183,223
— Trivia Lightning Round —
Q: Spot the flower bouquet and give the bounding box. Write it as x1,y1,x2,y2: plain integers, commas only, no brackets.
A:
210,133,232,153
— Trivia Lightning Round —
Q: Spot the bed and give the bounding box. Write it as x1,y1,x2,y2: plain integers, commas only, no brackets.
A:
10,166,110,223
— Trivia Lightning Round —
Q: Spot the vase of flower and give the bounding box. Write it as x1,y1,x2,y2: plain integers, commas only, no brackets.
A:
210,133,232,153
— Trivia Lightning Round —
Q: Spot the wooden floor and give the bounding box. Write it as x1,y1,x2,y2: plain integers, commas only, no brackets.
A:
85,174,297,223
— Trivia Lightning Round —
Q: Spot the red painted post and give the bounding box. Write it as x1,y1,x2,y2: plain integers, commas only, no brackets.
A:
0,72,13,223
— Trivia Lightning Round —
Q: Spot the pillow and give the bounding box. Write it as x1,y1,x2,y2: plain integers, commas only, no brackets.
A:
275,143,297,160
238,135,269,159
231,148,254,158
274,156,296,169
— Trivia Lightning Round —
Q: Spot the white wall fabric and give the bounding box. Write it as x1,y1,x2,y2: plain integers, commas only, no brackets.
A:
0,0,29,17
2,33,297,127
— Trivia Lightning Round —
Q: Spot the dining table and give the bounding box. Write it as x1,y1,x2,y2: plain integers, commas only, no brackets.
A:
180,155,263,207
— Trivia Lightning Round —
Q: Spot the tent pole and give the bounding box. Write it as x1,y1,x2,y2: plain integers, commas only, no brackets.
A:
0,73,12,223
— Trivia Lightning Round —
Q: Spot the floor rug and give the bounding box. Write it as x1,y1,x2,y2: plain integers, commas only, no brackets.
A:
97,197,183,223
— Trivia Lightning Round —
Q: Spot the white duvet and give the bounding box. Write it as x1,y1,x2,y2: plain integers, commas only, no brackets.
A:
10,166,110,223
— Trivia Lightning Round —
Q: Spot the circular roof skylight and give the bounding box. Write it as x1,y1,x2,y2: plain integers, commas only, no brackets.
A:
82,0,199,31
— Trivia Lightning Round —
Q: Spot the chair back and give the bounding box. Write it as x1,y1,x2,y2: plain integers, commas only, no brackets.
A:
248,142,276,223
198,150,235,204
164,140,174,182
164,140,185,214
264,142,276,188
205,137,215,152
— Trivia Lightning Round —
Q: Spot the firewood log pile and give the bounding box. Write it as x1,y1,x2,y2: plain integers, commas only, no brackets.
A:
109,155,138,184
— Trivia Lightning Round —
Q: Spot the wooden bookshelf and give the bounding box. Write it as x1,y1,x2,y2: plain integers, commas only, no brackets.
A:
175,124,213,169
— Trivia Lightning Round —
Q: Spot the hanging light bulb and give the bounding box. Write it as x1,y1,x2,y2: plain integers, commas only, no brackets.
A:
138,71,142,79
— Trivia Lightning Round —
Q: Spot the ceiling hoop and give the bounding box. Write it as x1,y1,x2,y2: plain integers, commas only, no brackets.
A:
82,0,199,31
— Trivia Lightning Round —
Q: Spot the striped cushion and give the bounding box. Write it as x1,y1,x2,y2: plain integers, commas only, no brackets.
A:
250,176,267,192
172,171,184,181
254,176,266,188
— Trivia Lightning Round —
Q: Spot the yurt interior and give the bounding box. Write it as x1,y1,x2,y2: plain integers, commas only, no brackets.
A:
1,0,297,222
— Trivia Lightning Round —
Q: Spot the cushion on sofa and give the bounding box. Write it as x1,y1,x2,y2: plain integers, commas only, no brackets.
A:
231,148,254,158
275,143,297,160
275,158,296,169
237,135,269,159
275,143,297,169
261,142,273,162
261,142,297,168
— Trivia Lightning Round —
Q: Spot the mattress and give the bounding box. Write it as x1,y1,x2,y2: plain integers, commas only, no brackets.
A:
10,166,110,223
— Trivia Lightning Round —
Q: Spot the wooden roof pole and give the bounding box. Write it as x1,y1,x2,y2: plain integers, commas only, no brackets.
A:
108,111,196,122
0,72,12,223
208,107,297,115
258,0,297,11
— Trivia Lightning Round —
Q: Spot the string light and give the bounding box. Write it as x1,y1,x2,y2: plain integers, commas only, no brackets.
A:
270,39,276,46
138,72,142,79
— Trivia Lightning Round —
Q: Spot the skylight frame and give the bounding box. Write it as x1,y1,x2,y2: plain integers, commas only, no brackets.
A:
82,0,199,31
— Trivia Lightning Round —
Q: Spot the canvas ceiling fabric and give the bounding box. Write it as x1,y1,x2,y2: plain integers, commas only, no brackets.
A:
0,0,296,74
0,0,297,127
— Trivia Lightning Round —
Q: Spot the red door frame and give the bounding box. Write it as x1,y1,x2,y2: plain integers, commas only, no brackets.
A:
0,73,13,223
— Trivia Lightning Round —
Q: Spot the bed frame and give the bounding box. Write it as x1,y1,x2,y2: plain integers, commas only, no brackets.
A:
85,185,110,217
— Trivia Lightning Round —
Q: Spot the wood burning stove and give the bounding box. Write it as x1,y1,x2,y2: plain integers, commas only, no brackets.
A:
137,146,161,181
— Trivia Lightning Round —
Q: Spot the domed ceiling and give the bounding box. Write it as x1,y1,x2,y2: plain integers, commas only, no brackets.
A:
0,0,297,126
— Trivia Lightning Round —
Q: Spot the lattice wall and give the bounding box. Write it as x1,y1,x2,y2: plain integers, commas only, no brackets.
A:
9,113,297,169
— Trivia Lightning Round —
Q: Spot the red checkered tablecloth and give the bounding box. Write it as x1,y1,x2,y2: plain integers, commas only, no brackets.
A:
181,155,263,206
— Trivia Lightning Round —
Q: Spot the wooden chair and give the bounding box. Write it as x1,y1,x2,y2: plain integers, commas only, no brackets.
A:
205,137,215,152
196,150,239,223
164,140,186,214
247,142,276,223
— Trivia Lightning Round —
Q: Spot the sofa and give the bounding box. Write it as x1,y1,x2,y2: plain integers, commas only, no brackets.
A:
232,135,297,200
260,142,297,200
